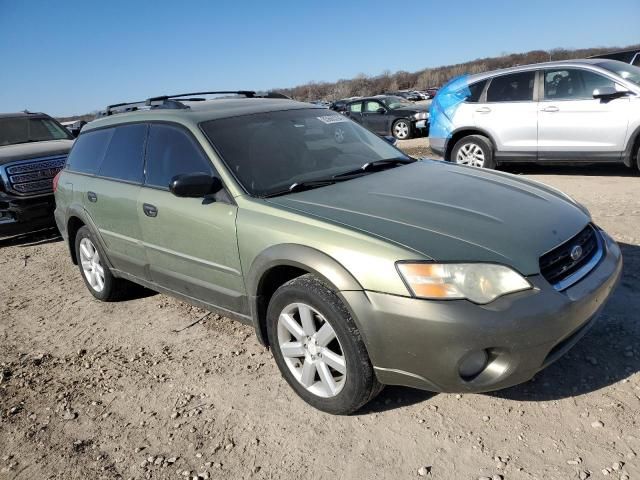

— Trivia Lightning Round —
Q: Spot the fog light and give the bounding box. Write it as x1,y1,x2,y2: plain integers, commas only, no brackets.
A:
459,350,489,379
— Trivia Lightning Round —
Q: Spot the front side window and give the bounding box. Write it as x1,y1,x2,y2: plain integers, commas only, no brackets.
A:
98,124,146,183
145,124,213,189
544,69,615,100
486,71,535,102
0,116,73,147
66,128,114,175
200,109,410,197
364,101,383,112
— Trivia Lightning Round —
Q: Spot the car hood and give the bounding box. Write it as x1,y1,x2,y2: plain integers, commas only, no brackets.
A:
266,161,590,275
0,139,74,165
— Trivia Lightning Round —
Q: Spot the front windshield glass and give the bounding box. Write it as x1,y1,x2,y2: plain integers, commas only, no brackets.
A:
596,60,640,87
381,96,412,109
0,116,72,146
201,108,409,197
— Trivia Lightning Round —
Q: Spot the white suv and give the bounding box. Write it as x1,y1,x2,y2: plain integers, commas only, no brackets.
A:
429,59,640,170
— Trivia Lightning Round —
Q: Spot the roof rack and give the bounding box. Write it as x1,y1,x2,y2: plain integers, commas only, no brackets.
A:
100,90,291,117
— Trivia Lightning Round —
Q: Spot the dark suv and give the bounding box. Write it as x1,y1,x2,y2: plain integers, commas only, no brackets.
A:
0,112,74,236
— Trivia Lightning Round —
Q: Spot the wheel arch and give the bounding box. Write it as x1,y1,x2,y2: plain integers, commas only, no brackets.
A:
623,123,640,168
64,204,113,268
247,244,363,346
444,128,497,162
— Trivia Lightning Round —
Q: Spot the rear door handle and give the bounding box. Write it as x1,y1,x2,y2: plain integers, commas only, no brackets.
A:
541,106,559,112
87,191,97,203
475,107,491,113
143,203,158,218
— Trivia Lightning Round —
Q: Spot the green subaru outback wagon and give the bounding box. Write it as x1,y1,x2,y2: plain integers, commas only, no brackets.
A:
54,91,622,414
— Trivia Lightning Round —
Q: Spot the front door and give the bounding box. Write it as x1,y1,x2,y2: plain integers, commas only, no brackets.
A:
537,68,630,161
361,99,388,134
138,123,246,315
474,70,538,161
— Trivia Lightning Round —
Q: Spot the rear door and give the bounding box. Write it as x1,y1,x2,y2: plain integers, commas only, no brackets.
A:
67,124,148,278
138,123,246,314
474,71,538,161
361,99,389,134
346,101,363,124
537,68,630,161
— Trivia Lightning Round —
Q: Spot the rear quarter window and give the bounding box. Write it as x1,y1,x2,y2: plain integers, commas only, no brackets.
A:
66,128,114,175
465,80,487,103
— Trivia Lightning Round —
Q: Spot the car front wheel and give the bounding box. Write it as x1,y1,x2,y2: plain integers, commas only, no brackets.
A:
392,119,412,140
267,274,382,415
451,134,495,169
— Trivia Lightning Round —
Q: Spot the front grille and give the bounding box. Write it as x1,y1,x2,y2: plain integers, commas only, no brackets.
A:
539,225,601,289
4,156,66,196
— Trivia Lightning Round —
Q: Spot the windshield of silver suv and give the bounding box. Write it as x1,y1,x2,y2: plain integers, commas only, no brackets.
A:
0,116,73,146
596,60,640,86
201,108,411,197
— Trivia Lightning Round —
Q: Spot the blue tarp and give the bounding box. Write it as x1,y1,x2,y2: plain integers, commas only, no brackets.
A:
428,75,471,141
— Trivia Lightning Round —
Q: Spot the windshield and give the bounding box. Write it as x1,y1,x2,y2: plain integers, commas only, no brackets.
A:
382,96,413,109
0,116,72,146
596,60,640,87
201,108,410,197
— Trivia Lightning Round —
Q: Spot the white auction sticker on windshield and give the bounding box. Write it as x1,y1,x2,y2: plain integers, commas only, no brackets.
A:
317,114,347,124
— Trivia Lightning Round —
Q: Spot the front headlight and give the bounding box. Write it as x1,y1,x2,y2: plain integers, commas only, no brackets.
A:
411,112,428,120
397,262,532,304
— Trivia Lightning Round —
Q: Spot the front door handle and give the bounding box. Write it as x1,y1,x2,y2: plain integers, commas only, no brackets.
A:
142,203,158,218
541,106,559,112
87,191,97,203
475,107,491,113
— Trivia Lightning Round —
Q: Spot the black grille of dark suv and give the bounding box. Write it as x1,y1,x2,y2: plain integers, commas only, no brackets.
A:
4,156,66,195
539,225,601,289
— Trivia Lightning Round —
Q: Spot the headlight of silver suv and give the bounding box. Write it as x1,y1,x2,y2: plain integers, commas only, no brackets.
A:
397,262,532,304
411,112,428,121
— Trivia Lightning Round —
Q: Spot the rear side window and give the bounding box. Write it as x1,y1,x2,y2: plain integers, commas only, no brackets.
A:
66,128,113,174
466,80,487,103
98,124,146,183
486,71,535,102
145,124,213,189
349,102,362,113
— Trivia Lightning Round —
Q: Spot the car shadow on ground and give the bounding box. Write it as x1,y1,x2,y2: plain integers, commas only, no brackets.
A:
362,242,640,413
501,163,638,177
0,227,62,248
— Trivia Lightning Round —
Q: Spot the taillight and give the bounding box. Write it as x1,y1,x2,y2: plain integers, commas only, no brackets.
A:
52,171,62,192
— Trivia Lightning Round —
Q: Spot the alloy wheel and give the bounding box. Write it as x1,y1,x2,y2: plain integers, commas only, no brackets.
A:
455,143,486,167
79,238,105,292
277,302,347,398
393,121,410,139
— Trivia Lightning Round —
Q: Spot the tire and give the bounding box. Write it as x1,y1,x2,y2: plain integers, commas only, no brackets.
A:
392,118,412,140
266,274,383,415
450,134,495,169
635,142,640,172
74,226,127,301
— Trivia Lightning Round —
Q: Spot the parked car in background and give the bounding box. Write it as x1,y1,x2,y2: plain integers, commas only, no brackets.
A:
60,120,87,137
388,91,421,102
345,95,429,139
0,111,74,236
425,87,439,98
430,59,640,170
591,48,640,66
54,90,622,415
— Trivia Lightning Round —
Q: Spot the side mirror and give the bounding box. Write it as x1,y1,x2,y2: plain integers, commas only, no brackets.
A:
170,173,223,198
593,86,630,99
376,107,386,114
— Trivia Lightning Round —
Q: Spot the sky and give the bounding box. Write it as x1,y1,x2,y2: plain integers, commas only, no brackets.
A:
0,0,638,116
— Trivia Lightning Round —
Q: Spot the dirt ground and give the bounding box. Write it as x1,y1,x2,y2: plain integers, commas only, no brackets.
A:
1,141,639,480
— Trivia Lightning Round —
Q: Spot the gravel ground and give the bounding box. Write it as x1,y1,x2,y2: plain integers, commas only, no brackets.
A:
1,141,639,480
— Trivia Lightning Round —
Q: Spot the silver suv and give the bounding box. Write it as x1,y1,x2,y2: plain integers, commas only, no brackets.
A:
429,59,640,170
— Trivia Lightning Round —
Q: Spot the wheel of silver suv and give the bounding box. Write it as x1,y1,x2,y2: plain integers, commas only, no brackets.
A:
455,142,486,167
266,274,383,414
451,134,495,169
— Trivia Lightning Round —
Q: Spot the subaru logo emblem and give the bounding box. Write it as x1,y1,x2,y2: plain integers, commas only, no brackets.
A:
570,245,583,261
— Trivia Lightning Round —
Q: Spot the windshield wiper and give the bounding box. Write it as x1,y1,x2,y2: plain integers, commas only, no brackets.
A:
332,157,415,178
262,179,338,198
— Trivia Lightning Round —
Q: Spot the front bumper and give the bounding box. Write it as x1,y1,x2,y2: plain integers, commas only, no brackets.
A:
343,231,623,393
0,191,57,237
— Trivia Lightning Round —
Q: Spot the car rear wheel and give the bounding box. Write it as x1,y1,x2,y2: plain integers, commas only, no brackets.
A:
266,274,383,415
451,134,495,169
392,119,412,140
75,226,126,301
